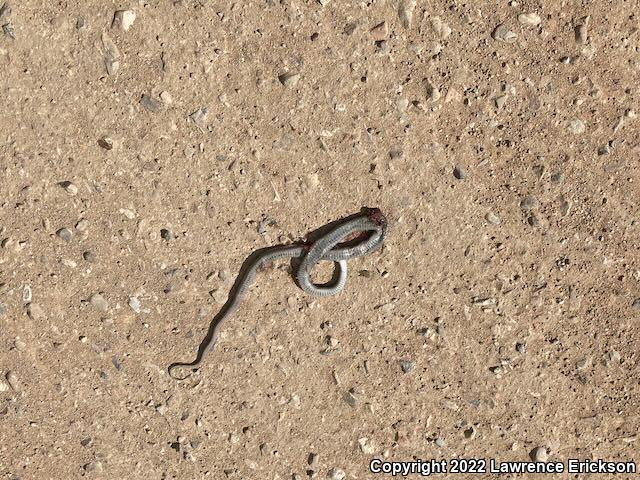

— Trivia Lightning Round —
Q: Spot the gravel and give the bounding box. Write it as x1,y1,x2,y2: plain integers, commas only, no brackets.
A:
530,446,548,462
128,296,141,313
327,468,346,480
485,212,501,225
370,22,388,41
568,119,586,134
518,13,541,26
89,293,109,312
140,94,164,112
112,9,136,31
453,165,466,180
399,359,414,373
492,24,517,42
26,303,45,320
398,0,416,29
278,72,300,88
56,228,72,241
59,181,78,195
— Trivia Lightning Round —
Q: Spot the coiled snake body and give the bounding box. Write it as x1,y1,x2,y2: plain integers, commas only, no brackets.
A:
168,207,387,379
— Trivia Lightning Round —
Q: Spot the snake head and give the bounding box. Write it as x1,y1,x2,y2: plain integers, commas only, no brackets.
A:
362,207,387,228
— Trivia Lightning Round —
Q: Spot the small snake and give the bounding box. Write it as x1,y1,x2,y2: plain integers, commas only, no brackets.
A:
168,207,387,380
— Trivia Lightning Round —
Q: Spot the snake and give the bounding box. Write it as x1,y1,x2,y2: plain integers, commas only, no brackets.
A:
168,207,387,380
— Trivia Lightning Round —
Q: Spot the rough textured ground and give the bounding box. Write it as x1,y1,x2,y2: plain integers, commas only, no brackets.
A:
1,1,639,479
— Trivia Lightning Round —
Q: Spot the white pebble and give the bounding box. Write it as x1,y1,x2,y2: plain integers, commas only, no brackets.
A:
492,24,517,42
358,437,376,454
6,371,19,391
22,285,32,303
128,296,141,313
327,468,346,480
518,13,541,26
112,10,136,31
431,17,452,39
531,446,548,462
90,293,109,312
60,181,78,195
398,0,417,29
568,119,585,134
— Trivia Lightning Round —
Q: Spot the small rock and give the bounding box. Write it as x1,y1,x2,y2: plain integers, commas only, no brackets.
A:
75,218,89,232
140,94,163,112
463,426,476,439
112,10,136,31
399,360,414,373
27,303,45,320
76,17,85,30
631,298,640,310
344,22,357,35
101,32,120,75
435,438,446,447
0,379,8,392
568,119,585,134
98,137,114,150
492,24,517,43
370,21,388,41
90,293,109,312
278,72,300,88
160,91,173,104
128,296,141,313
105,58,120,75
318,0,331,5
398,0,416,29
425,80,441,101
431,17,452,39
56,228,72,241
83,251,96,262
343,389,359,407
0,2,11,18
549,172,564,183
327,468,346,480
530,446,548,462
189,107,208,128
575,23,587,44
518,13,541,26
61,259,77,268
358,437,376,454
59,181,78,195
83,461,103,473
453,165,466,180
119,208,136,219
0,303,5,317
22,285,32,303
494,95,508,109
485,212,501,225
520,195,538,210
6,371,19,391
3,22,14,40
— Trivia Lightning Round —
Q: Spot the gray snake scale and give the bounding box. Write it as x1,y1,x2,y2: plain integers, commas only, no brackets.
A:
168,207,387,380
